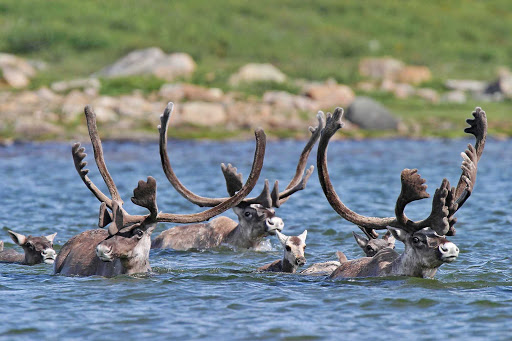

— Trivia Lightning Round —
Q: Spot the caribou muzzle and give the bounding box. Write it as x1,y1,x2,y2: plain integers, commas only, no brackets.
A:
439,242,459,262
96,244,114,262
266,217,284,235
295,256,306,266
42,248,56,264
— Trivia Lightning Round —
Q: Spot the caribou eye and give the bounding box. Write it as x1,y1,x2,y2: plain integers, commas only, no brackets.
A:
412,237,420,244
135,230,144,238
244,212,252,218
366,245,372,250
285,245,291,252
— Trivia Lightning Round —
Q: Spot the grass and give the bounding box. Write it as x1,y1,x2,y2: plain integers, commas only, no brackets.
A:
0,1,511,140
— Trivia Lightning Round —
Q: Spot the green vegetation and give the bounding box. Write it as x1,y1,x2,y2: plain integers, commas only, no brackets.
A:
1,0,511,83
0,1,511,140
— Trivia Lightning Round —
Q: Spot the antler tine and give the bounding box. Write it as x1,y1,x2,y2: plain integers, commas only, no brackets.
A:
221,163,243,197
394,169,430,227
159,102,266,207
358,225,379,239
156,126,267,223
244,179,273,208
131,177,158,219
453,107,487,203
317,107,396,230
84,105,123,205
277,111,326,206
72,142,113,208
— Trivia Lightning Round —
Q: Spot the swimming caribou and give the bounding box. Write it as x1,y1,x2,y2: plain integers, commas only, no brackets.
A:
258,230,307,273
54,104,266,277
0,230,57,265
316,107,486,279
151,104,325,250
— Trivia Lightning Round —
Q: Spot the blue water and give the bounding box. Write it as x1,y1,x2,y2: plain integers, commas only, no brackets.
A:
0,137,511,340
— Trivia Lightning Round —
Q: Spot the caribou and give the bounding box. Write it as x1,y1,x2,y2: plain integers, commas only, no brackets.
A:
316,107,486,279
54,104,266,277
0,230,57,265
258,230,307,273
151,104,325,250
300,229,395,276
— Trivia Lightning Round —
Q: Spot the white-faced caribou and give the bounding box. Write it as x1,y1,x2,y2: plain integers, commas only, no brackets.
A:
258,230,307,273
54,104,267,277
317,107,487,279
0,230,57,265
151,104,325,250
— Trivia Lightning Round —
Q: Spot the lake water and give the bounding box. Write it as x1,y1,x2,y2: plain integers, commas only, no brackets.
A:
0,137,510,340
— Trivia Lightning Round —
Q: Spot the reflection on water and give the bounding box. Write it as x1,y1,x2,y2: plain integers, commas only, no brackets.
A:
0,138,511,340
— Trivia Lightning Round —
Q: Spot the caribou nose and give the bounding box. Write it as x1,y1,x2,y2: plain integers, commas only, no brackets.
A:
296,257,306,266
266,217,284,234
42,249,56,264
96,244,114,262
439,242,459,262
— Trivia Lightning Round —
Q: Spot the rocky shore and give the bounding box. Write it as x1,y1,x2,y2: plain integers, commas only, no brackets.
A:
1,48,510,143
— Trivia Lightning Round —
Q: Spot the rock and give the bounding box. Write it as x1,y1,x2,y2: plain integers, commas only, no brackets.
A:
359,57,404,80
263,91,316,112
441,90,467,103
345,97,400,130
0,53,37,88
393,83,415,99
415,88,439,103
486,71,512,98
61,90,94,122
159,84,185,101
181,84,223,102
177,102,226,126
226,101,272,129
152,53,196,81
229,63,286,85
396,66,431,85
14,119,63,139
303,82,355,109
96,47,196,81
51,78,101,93
445,79,486,93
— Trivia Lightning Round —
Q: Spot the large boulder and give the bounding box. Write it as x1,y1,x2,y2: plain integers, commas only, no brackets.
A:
345,97,400,130
396,65,432,85
0,53,37,88
303,81,355,109
229,63,286,85
359,57,404,80
95,47,196,81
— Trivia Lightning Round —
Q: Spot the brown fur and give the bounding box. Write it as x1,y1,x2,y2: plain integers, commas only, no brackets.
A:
54,229,123,277
0,232,56,265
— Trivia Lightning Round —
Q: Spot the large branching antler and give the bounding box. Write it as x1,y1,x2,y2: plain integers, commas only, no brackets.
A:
73,105,267,236
317,106,487,236
159,103,322,209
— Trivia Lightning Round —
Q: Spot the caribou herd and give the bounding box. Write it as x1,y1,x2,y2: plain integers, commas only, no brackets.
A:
0,103,487,281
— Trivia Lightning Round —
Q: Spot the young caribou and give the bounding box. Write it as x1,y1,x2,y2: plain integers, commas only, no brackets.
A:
316,107,487,279
258,230,307,273
300,229,395,276
54,104,266,277
0,230,57,265
151,104,325,250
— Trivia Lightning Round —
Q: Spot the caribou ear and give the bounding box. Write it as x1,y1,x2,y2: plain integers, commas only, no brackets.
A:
298,230,307,243
353,232,369,248
45,233,57,243
387,227,407,242
276,230,288,246
383,230,396,246
336,251,348,263
8,230,27,246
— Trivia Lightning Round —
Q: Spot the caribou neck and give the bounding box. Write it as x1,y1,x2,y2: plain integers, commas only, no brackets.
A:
119,234,152,275
224,224,264,249
281,259,297,273
390,248,439,278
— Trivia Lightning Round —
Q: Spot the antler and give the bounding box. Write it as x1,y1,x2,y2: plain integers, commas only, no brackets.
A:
317,106,487,236
317,107,396,230
73,104,267,235
159,103,322,209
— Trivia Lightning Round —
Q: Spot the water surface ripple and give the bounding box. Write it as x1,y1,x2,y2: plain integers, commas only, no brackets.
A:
0,138,510,340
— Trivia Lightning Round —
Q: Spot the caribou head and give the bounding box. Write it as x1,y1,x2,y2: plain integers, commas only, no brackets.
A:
151,104,324,250
0,230,57,265
55,104,266,276
317,107,486,279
